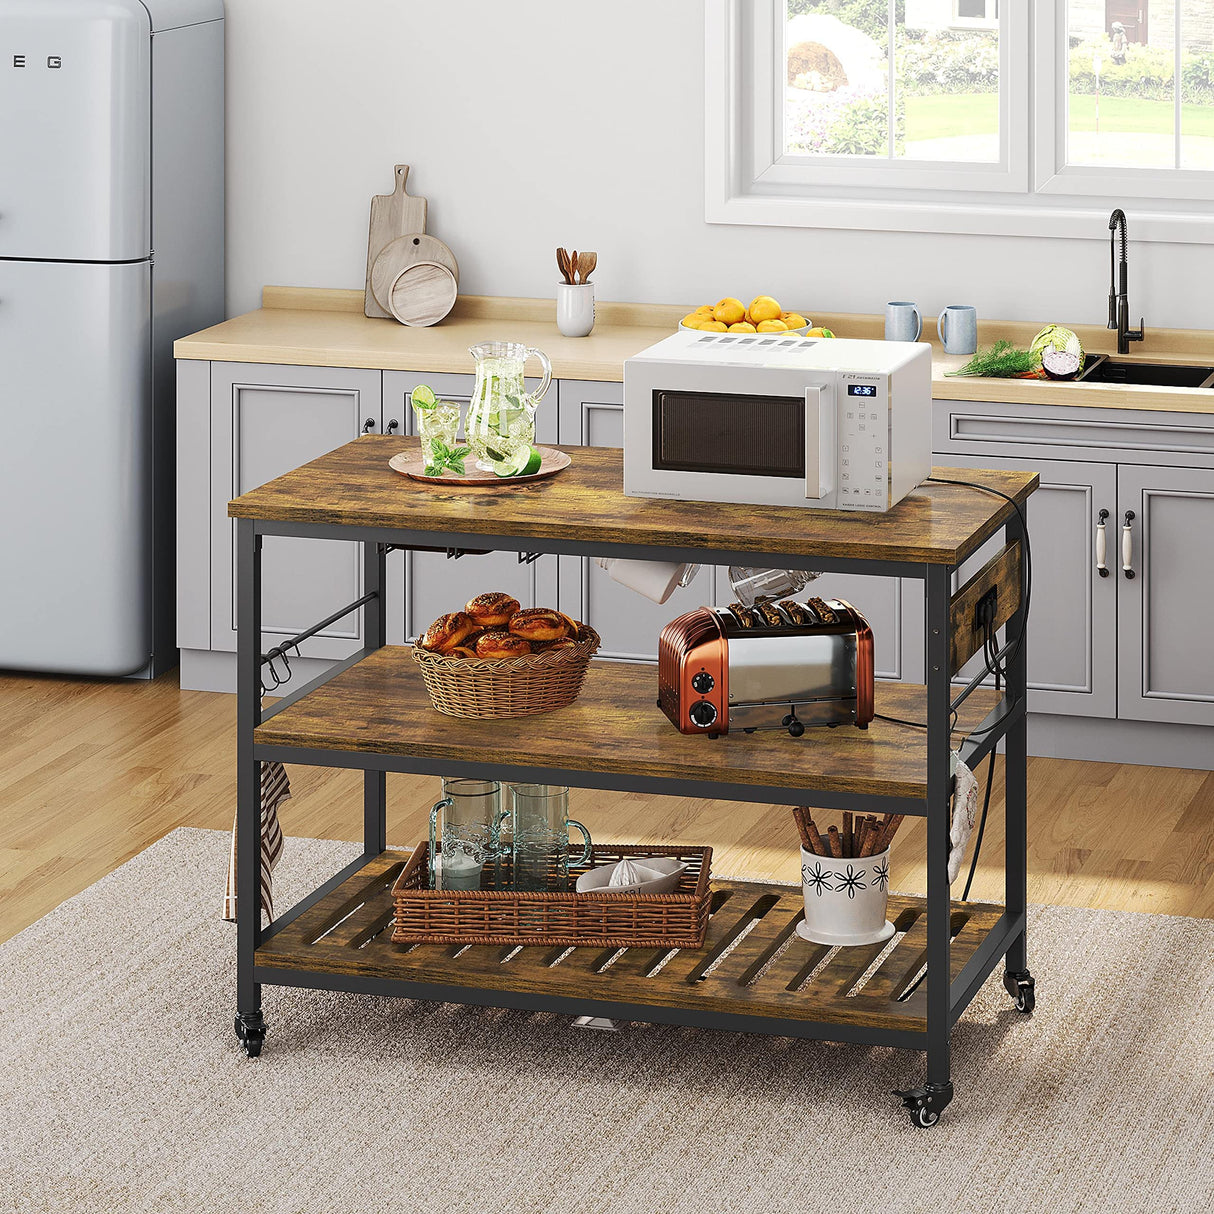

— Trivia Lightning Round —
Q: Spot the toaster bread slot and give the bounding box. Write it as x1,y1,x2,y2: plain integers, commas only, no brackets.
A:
779,600,817,627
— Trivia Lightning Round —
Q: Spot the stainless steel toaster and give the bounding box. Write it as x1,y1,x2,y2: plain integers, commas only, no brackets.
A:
657,597,874,738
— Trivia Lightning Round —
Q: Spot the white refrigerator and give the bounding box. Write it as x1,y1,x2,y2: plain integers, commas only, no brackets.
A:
0,0,224,676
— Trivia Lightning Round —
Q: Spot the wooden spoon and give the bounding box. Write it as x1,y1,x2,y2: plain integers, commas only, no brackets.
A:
569,250,578,285
556,247,569,284
578,251,597,284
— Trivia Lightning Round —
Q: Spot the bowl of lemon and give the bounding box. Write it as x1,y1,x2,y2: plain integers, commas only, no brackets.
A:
680,296,831,338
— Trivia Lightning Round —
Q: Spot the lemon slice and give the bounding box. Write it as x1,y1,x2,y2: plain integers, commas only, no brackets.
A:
410,384,438,410
494,445,543,478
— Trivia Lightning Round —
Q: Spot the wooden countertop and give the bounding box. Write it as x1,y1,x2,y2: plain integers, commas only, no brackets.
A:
175,286,1214,415
228,435,1036,567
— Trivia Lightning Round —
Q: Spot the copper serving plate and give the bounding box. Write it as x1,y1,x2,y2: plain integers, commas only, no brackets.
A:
389,446,571,486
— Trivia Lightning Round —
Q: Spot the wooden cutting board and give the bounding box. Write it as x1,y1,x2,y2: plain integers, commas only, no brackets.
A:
369,233,460,325
364,165,429,319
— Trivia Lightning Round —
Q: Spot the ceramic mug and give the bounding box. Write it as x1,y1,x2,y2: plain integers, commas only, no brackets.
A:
937,304,978,355
556,282,595,338
884,301,922,342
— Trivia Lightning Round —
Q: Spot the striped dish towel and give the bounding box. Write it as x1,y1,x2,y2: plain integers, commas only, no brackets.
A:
222,761,290,922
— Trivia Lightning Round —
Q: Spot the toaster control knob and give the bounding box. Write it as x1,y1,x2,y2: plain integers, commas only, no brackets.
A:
689,700,718,729
691,671,715,694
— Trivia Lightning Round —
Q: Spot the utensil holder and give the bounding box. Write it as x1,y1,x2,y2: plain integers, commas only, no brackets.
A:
800,846,894,946
556,282,595,337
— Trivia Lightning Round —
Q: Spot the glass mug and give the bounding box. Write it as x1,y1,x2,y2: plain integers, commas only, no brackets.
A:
508,784,593,892
429,778,508,891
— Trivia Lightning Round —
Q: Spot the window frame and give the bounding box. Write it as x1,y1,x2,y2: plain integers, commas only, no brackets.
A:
1034,0,1214,202
705,0,1214,243
756,0,1029,194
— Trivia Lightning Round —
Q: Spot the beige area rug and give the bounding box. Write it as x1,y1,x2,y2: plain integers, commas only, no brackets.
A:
2,829,1212,1214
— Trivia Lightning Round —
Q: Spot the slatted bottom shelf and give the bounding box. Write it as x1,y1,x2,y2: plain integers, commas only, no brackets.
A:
256,851,1005,1037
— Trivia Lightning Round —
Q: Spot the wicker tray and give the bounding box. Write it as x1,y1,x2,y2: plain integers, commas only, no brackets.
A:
390,842,713,947
411,625,601,719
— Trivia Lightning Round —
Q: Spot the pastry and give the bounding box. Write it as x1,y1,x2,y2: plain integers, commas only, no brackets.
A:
508,608,568,642
445,646,477,659
465,591,521,628
543,637,579,652
475,630,532,659
421,611,478,654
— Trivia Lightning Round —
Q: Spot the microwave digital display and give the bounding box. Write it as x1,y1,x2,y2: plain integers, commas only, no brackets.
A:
848,384,877,397
652,390,804,478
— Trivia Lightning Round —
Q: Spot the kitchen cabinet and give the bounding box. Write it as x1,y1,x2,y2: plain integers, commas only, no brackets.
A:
207,363,397,659
1117,464,1214,727
555,380,721,660
933,454,1118,719
383,371,558,637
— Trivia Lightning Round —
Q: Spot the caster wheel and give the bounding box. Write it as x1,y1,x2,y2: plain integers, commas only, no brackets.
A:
894,1080,952,1127
780,713,794,728
234,1012,267,1058
1003,969,1035,1014
787,720,805,737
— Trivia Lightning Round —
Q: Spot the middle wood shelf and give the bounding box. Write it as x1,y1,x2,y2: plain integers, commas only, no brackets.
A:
254,648,1001,807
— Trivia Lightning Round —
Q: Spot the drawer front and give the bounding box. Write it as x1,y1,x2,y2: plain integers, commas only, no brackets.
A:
934,399,1214,469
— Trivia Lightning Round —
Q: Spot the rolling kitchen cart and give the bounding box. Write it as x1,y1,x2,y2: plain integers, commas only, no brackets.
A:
230,436,1037,1126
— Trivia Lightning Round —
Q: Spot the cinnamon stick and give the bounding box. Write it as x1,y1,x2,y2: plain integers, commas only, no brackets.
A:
875,814,906,853
855,819,871,858
842,811,854,858
805,816,828,858
791,807,813,852
858,819,879,857
826,825,843,858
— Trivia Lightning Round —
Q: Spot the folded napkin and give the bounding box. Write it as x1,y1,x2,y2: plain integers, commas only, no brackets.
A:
222,761,290,922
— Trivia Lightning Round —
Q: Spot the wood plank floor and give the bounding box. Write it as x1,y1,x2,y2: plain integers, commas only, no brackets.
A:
2,669,1212,944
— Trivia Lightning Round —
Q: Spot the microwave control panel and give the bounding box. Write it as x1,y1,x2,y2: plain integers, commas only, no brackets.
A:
837,375,889,510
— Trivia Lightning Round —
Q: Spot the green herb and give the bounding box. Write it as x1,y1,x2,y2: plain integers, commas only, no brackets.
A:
946,340,1041,379
423,439,471,477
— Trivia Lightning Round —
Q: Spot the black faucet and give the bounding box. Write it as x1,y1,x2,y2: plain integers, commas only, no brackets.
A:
1108,208,1145,355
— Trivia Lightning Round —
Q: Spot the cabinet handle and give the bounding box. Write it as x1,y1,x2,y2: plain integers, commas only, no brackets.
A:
363,417,376,433
1122,510,1136,580
1095,508,1110,577
385,418,400,434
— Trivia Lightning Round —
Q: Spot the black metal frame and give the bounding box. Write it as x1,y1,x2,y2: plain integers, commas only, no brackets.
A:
233,511,1031,1117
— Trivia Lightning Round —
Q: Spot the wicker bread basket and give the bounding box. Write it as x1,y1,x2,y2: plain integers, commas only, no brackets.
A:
391,842,713,947
412,625,601,719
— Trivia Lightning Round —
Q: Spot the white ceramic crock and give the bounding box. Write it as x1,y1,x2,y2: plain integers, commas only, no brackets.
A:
556,282,595,337
798,845,895,946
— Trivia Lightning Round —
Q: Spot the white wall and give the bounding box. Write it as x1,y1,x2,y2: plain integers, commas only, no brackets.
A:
224,0,1214,331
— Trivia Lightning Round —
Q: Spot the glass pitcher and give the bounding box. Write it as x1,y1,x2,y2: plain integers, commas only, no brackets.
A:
466,341,552,471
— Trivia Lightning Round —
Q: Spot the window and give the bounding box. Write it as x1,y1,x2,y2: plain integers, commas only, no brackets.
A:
1064,0,1214,171
705,0,1214,239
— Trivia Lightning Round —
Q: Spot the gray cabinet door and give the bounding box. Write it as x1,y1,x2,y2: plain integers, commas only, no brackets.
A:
383,370,558,638
933,455,1118,718
209,363,385,657
1117,464,1214,726
556,380,721,661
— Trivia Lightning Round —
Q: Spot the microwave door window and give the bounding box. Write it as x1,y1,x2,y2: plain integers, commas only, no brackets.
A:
652,391,805,478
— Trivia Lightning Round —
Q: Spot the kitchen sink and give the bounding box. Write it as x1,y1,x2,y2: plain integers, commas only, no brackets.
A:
1077,355,1214,388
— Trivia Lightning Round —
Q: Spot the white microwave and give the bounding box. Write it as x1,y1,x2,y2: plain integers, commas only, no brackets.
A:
623,331,933,512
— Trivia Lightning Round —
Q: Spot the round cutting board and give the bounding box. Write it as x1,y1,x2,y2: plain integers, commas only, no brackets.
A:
371,233,460,326
385,261,458,327
389,446,570,485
